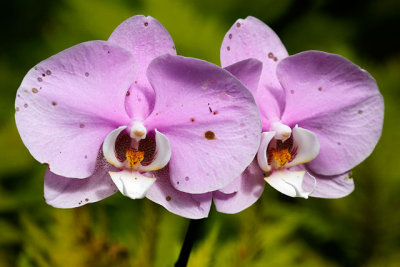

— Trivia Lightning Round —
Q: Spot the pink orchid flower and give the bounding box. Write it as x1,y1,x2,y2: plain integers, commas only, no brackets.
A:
15,16,262,218
213,16,384,213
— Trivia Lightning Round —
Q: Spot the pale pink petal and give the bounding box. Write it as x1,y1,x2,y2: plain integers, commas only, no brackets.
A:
145,55,261,194
44,156,117,208
146,166,212,219
224,58,263,95
285,126,320,168
109,15,176,120
213,159,265,214
15,41,135,178
294,166,354,198
220,16,289,128
277,51,383,175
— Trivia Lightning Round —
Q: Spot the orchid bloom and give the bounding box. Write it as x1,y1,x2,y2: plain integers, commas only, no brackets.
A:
15,15,262,218
213,16,384,213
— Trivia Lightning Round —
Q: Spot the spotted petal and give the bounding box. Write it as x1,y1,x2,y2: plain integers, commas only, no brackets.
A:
145,55,261,194
44,157,117,208
146,166,212,219
15,41,135,178
109,15,176,120
221,16,289,129
278,51,384,175
213,159,265,214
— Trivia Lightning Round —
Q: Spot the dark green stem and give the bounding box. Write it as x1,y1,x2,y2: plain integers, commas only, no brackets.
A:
174,219,204,267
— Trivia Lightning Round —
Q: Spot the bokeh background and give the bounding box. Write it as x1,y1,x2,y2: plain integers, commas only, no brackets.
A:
1,0,399,266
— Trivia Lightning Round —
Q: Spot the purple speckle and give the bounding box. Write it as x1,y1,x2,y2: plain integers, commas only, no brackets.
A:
24,103,28,108
227,46,230,51
46,70,52,75
37,77,43,82
84,155,88,159
185,176,189,181
229,33,232,39
79,123,85,128
144,22,149,27
290,90,294,94
85,72,89,77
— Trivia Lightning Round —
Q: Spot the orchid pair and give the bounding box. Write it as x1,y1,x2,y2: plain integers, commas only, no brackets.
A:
15,16,383,219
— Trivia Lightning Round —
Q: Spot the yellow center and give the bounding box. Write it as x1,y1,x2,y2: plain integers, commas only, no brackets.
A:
126,148,144,168
271,148,291,167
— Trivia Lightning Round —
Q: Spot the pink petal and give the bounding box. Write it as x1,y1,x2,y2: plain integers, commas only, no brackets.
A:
224,58,263,95
146,166,212,219
109,15,176,120
213,159,265,214
15,41,135,178
44,156,117,208
278,51,384,175
220,16,289,129
146,55,262,194
299,167,354,198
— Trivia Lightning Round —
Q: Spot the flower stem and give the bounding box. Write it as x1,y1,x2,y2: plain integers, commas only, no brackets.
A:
175,219,204,267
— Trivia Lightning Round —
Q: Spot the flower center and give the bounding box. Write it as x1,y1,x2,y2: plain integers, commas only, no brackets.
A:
126,148,145,168
270,148,291,167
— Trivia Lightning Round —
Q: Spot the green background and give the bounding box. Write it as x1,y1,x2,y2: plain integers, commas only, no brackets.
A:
1,0,399,266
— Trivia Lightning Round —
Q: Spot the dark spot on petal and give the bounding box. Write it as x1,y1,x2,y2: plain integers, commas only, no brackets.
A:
24,103,28,108
290,90,294,94
37,77,43,82
85,72,89,77
46,70,52,75
273,57,278,62
79,123,85,128
155,112,159,116
337,142,341,145
52,101,57,106
126,90,130,96
268,52,274,58
229,33,232,39
213,111,218,115
166,196,171,201
17,94,20,97
358,110,363,114
318,87,322,91
144,22,149,26
236,22,241,28
190,118,195,123
42,73,46,77
34,66,38,70
227,46,230,51
185,176,189,181
15,107,19,112
32,88,38,93
134,80,138,84
177,181,180,185
107,51,110,54
85,198,89,202
209,107,212,113
84,155,88,159
205,131,215,140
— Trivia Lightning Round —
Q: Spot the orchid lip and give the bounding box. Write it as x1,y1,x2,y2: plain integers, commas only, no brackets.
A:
102,125,171,199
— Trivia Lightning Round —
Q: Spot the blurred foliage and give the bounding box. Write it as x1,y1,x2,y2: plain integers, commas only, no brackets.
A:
0,0,399,266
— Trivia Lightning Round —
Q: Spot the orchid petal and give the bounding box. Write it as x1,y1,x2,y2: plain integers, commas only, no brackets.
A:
138,129,171,172
293,166,354,198
265,169,313,198
224,58,263,95
221,16,289,128
285,125,320,168
15,41,135,178
214,159,265,214
102,126,127,169
146,55,261,194
278,51,384,175
146,166,212,219
109,15,176,120
44,157,117,208
257,131,276,172
109,170,156,199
